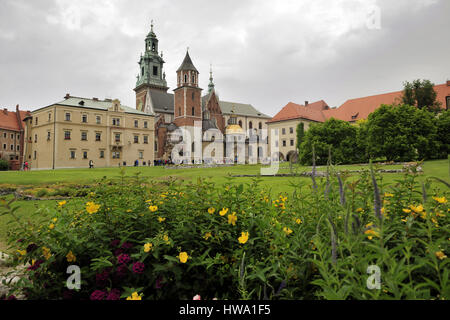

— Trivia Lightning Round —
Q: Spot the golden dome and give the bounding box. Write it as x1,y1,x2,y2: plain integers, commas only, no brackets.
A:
226,124,245,135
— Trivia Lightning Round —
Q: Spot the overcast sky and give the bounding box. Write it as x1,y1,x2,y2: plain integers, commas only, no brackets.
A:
0,0,449,116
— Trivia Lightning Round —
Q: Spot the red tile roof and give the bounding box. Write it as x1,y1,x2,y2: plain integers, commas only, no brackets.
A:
269,83,450,124
324,83,449,122
267,100,329,123
0,107,31,131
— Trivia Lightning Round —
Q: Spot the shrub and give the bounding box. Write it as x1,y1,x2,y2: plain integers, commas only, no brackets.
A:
35,189,48,198
1,167,449,300
0,159,9,171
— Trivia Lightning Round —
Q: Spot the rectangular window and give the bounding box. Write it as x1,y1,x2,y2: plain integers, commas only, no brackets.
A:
96,116,101,124
81,132,87,141
134,135,139,144
446,96,450,109
64,131,71,140
134,120,139,128
70,151,76,159
115,134,121,142
34,134,37,143
10,144,13,150
112,118,121,126
82,114,88,123
289,127,294,134
65,113,71,121
144,121,148,129
282,140,286,147
33,151,37,160
3,133,6,138
48,113,51,122
153,66,158,76
83,151,88,159
143,136,148,144
95,133,101,141
290,139,294,146
282,128,286,135
155,141,158,152
139,151,144,159
47,132,51,140
17,145,20,151
275,140,279,147
100,150,105,159
112,151,120,159
2,144,5,150
35,117,38,125
11,133,14,139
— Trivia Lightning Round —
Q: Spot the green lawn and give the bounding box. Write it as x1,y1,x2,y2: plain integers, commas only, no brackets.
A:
0,159,448,253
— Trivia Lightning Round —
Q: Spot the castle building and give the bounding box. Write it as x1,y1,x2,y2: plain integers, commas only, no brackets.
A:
134,23,271,163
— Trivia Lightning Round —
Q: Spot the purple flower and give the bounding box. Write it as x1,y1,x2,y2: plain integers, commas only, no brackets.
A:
132,262,145,274
155,277,164,289
27,259,44,271
90,290,106,301
115,264,128,279
110,239,120,248
121,242,133,250
106,289,121,301
7,295,17,300
96,270,110,287
117,253,131,265
114,248,124,257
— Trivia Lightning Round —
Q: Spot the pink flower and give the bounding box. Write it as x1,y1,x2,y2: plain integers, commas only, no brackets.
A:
132,262,145,274
193,294,201,300
106,289,121,301
90,290,106,301
117,253,131,265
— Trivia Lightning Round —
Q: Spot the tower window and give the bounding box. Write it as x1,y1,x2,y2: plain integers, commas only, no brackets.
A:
142,67,144,76
179,107,181,116
192,92,195,100
192,75,195,83
152,43,155,52
192,107,195,116
153,66,158,76
184,74,187,83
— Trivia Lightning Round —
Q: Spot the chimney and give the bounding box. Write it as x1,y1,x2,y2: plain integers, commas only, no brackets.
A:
447,80,450,86
3,108,8,115
64,93,70,99
16,104,20,112
93,97,99,101
305,101,309,106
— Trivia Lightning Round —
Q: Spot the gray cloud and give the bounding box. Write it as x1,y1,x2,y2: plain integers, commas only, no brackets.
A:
0,0,448,116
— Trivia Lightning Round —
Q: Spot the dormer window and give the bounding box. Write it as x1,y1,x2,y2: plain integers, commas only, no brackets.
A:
351,113,359,120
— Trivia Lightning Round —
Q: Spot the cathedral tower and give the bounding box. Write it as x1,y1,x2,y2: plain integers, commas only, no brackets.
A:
173,50,203,127
134,21,168,113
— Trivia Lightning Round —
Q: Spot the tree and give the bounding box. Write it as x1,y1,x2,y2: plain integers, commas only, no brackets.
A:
436,110,450,159
402,79,441,112
366,104,438,161
0,159,9,171
296,122,305,153
299,118,364,165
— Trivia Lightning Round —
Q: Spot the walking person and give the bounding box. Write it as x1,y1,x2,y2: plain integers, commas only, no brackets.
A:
89,160,94,169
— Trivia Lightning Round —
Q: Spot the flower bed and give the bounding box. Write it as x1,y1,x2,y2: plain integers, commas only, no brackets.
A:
1,165,448,300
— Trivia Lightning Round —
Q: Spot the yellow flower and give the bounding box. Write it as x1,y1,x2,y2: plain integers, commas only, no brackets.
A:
126,292,142,300
86,202,100,214
435,251,447,260
410,204,424,213
42,247,52,260
163,234,169,242
58,200,67,207
52,217,58,223
295,218,303,224
49,223,55,230
433,196,447,204
66,251,76,263
238,231,249,244
384,192,394,197
208,207,215,214
204,232,212,240
402,208,411,214
144,243,153,253
364,228,380,240
126,209,132,213
228,212,237,226
148,205,158,212
283,227,293,235
219,208,229,216
17,249,26,256
356,208,363,213
179,251,189,263
158,217,166,223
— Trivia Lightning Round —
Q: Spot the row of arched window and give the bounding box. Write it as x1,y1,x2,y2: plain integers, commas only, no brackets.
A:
237,120,263,130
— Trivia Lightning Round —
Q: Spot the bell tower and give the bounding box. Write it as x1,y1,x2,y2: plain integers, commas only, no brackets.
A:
173,49,203,127
134,21,168,112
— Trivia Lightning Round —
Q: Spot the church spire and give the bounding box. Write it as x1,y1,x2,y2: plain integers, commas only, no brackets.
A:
208,64,215,94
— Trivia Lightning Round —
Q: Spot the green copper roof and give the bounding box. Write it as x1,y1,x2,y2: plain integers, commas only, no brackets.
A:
176,51,198,72
47,96,151,116
218,101,271,118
